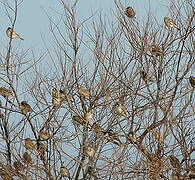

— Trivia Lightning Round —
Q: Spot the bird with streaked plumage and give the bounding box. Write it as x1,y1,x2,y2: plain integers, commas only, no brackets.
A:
60,166,70,177
23,152,32,164
150,45,164,57
6,27,24,40
189,76,195,88
125,7,136,18
20,101,32,114
0,87,13,98
164,17,180,30
39,130,52,140
24,138,35,150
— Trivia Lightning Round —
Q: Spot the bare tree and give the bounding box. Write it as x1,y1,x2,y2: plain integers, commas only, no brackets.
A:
0,0,194,179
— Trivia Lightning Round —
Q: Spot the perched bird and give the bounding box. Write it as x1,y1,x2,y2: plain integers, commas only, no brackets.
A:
169,155,181,170
140,70,153,83
72,115,83,126
171,172,185,180
24,138,35,150
51,88,62,107
39,130,52,140
164,17,180,30
189,76,195,88
84,110,93,123
0,87,13,98
13,161,24,172
85,146,95,157
23,152,32,164
187,164,195,179
20,101,32,114
78,87,91,97
6,27,24,40
125,7,136,18
36,142,46,157
112,102,125,116
150,45,164,57
153,130,165,143
59,90,71,101
92,123,104,135
60,166,70,177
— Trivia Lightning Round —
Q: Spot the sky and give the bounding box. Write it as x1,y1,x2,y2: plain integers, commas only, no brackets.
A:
0,0,169,58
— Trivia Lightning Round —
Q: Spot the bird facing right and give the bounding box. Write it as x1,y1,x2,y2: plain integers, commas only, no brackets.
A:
6,27,24,40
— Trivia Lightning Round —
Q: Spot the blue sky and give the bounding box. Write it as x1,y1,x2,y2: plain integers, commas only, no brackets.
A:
0,0,169,56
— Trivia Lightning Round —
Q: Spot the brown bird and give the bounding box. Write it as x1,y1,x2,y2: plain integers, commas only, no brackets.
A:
78,87,91,97
187,164,195,179
0,87,13,98
6,27,24,40
72,115,83,126
92,123,104,135
189,76,195,88
23,152,32,164
24,138,35,150
13,161,24,172
20,101,32,114
84,110,93,123
150,45,164,57
85,146,95,157
169,155,181,170
140,70,153,83
164,17,180,30
36,142,47,158
39,130,51,140
60,166,70,177
112,102,126,116
51,88,62,107
125,7,136,18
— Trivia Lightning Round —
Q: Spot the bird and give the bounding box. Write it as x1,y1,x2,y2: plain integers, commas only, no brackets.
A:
78,87,91,97
140,70,153,83
0,87,13,98
23,152,32,164
92,123,104,135
51,88,62,107
112,102,126,116
164,17,180,30
39,130,51,140
36,142,47,157
13,161,24,172
84,110,93,123
189,76,195,88
60,166,70,177
24,138,35,150
187,164,195,179
72,115,83,126
125,7,136,18
20,101,32,114
169,155,181,170
85,146,95,157
6,27,24,40
171,172,185,180
150,45,164,57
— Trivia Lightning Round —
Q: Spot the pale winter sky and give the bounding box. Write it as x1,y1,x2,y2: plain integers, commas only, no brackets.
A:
0,0,169,56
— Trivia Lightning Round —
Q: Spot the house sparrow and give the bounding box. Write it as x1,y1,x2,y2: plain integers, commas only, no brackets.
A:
39,130,51,140
23,152,32,164
0,87,13,98
20,101,32,114
189,76,195,88
125,7,136,18
60,166,70,177
150,45,164,57
78,87,91,97
6,27,24,40
24,138,35,150
164,17,180,30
